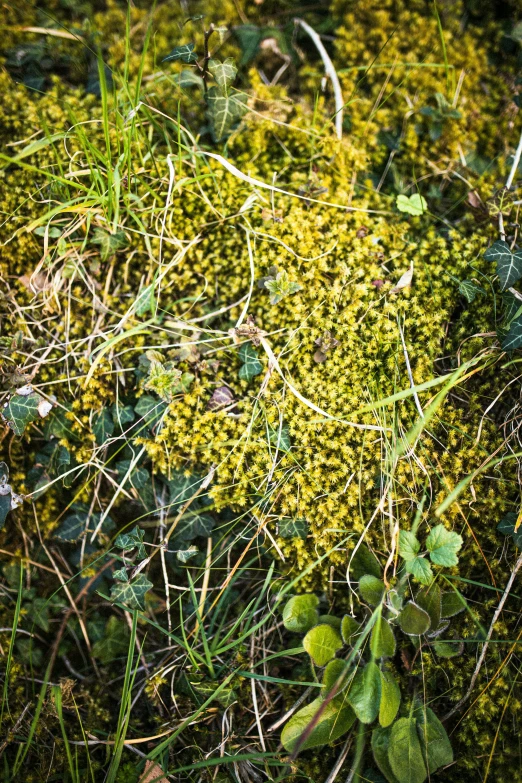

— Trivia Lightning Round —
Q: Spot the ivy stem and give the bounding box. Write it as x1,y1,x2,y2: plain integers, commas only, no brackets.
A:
202,24,215,95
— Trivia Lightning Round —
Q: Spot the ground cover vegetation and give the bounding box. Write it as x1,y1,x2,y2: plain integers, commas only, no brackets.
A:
2,0,522,780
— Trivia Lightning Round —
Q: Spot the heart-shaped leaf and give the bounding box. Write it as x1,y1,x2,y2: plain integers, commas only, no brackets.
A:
303,624,343,666
379,670,401,727
282,594,319,633
110,574,153,611
238,342,263,381
163,43,198,63
347,661,382,724
398,602,431,635
396,194,427,216
208,58,238,91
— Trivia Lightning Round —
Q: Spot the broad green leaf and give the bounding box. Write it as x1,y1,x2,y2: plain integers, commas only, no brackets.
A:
459,279,484,303
174,510,214,541
92,616,129,664
388,717,427,783
350,544,382,580
208,58,237,91
134,395,167,428
238,342,263,381
347,661,382,724
399,530,420,562
303,623,343,667
93,408,114,446
415,584,441,630
110,574,153,611
497,511,522,546
281,695,356,752
176,545,199,563
0,492,11,530
502,291,522,326
405,556,433,585
322,659,352,701
372,726,400,783
318,615,342,631
25,597,50,632
113,568,128,582
371,617,396,658
282,594,319,633
92,228,127,260
379,670,401,728
440,590,467,618
175,70,205,90
2,389,51,436
135,283,156,316
207,87,248,141
396,194,427,216
112,403,135,427
426,525,462,567
163,43,198,63
398,602,430,635
484,239,522,290
269,424,291,452
341,615,361,645
359,575,386,606
278,517,308,539
433,640,463,657
502,314,522,351
415,707,453,773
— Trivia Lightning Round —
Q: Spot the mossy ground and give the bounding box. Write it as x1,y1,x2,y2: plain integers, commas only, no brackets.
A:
1,0,522,780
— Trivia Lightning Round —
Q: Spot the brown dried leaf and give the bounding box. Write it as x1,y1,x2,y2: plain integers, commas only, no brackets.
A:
138,760,168,783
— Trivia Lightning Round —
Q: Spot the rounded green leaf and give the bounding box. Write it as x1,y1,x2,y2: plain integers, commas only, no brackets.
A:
349,543,382,580
371,616,396,658
341,615,361,645
415,707,453,773
281,696,356,752
359,575,386,606
415,584,441,630
318,614,342,632
388,717,427,783
303,623,343,667
347,661,382,724
433,640,463,658
440,590,467,618
425,524,463,567
372,726,400,783
322,658,352,701
282,594,319,633
398,602,431,636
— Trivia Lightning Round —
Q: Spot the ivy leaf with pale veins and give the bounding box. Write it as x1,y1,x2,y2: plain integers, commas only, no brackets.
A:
115,525,147,560
426,524,462,567
459,279,484,303
2,388,51,436
110,574,153,611
207,87,248,141
208,58,237,91
484,239,522,290
162,43,198,63
93,408,114,446
501,314,522,351
238,342,263,381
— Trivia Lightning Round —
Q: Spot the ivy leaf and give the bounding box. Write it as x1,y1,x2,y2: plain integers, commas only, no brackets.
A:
0,492,11,530
176,545,199,563
115,525,147,560
54,512,88,542
459,279,484,303
207,87,248,141
501,291,522,327
396,194,427,216
484,239,522,290
347,661,382,724
238,342,263,381
2,388,51,436
349,544,382,580
134,395,167,429
501,314,522,351
208,58,237,91
135,283,156,316
425,525,462,567
116,460,150,490
92,228,127,260
163,43,198,63
175,510,214,542
110,574,153,611
379,670,401,728
93,408,114,446
370,616,396,658
175,70,205,90
278,517,308,539
398,602,431,636
281,695,356,752
269,424,291,452
388,717,427,783
303,623,343,666
415,707,453,773
112,403,135,427
358,575,385,606
92,616,129,664
113,568,129,582
282,594,319,633
399,530,420,562
497,511,522,546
